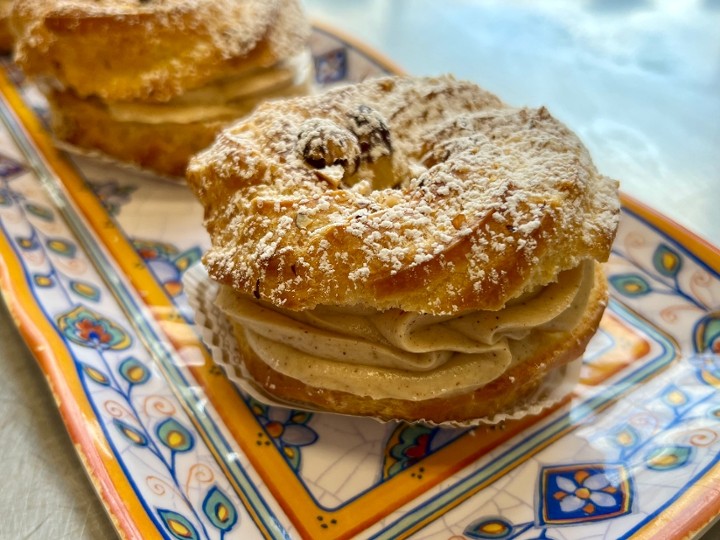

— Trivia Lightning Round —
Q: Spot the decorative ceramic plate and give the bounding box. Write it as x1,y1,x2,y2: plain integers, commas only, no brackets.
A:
0,25,718,540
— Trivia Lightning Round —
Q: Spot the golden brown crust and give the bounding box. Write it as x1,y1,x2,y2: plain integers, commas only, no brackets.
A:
228,266,609,423
188,76,620,315
48,89,226,178
13,0,310,101
0,0,12,53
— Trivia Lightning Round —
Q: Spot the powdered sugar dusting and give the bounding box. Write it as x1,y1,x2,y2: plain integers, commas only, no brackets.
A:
188,76,620,314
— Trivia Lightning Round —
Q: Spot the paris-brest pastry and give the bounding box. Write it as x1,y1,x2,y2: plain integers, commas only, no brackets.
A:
12,0,312,177
187,75,621,424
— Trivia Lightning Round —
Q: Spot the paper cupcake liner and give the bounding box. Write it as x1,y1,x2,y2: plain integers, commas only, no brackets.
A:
183,263,582,427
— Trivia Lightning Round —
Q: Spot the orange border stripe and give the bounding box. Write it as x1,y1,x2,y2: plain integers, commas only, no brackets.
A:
630,461,720,539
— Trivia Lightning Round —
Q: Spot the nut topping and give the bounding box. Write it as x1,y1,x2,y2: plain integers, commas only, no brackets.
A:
296,119,360,178
347,104,392,162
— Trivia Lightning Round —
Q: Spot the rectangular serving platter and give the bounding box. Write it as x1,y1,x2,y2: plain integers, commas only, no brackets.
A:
0,25,719,540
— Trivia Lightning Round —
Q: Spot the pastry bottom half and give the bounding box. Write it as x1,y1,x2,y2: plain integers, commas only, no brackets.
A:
48,90,227,178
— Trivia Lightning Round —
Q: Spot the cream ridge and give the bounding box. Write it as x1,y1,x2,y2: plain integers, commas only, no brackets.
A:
105,51,313,124
215,260,596,401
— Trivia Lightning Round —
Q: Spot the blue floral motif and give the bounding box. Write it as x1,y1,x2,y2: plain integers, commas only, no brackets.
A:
609,424,641,451
202,486,239,534
33,273,54,287
157,508,200,540
652,244,682,278
0,152,25,179
16,236,38,250
694,312,720,354
314,47,348,83
24,202,53,221
57,305,132,350
254,404,318,470
464,516,516,538
539,464,632,525
113,418,149,448
644,445,692,471
69,279,101,302
118,356,151,385
46,237,76,257
466,463,635,539
383,424,439,479
611,239,710,312
691,352,720,390
661,384,690,410
80,363,110,386
157,418,195,453
609,273,651,297
133,239,201,310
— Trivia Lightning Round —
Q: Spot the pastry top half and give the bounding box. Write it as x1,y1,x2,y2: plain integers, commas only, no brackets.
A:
12,0,310,101
0,0,13,53
188,75,620,316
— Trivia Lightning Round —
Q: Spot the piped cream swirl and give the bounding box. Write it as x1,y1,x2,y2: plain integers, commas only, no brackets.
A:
216,260,596,401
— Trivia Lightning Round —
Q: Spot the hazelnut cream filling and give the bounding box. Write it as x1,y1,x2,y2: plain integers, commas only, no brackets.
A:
105,51,313,124
215,260,596,401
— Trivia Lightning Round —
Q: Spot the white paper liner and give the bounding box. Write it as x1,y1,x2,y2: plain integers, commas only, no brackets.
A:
183,263,582,427
24,84,186,183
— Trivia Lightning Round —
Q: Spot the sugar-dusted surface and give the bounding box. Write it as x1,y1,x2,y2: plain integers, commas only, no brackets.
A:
188,75,620,314
12,0,310,100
